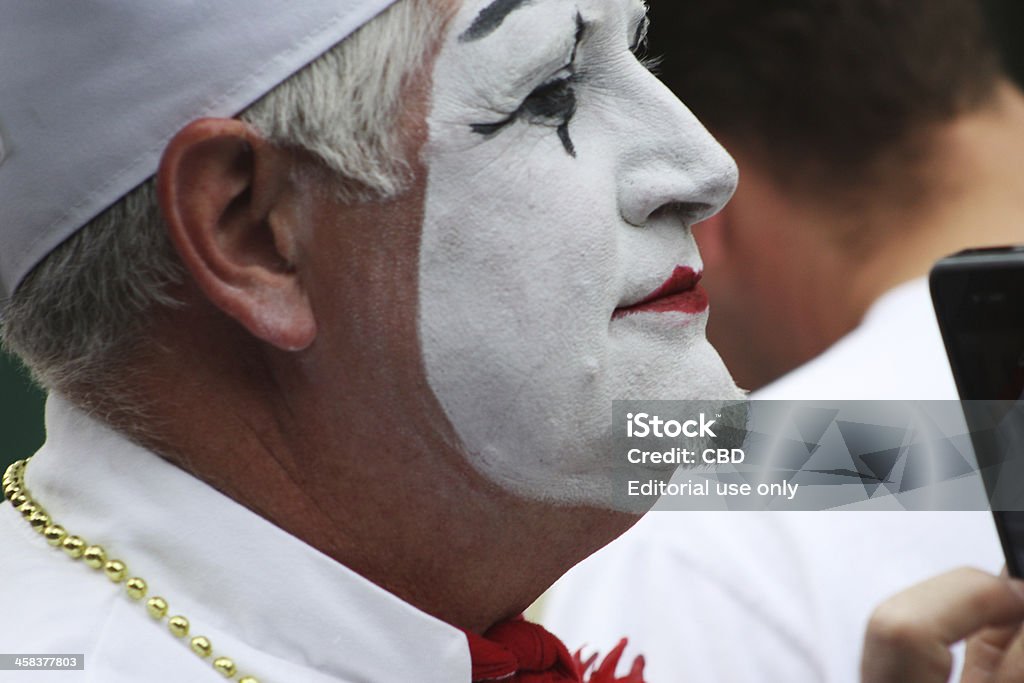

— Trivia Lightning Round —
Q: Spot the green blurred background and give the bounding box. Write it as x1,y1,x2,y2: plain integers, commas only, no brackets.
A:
1,351,46,471
3,0,1024,473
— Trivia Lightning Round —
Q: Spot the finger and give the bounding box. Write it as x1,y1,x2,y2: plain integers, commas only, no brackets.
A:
863,568,1024,683
962,623,1021,682
993,624,1024,683
873,568,1024,645
963,567,1024,683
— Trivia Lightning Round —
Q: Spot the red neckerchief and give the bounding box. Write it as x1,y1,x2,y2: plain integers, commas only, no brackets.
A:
465,616,646,683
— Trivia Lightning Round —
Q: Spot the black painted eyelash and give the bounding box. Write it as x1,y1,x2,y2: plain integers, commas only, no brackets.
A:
628,14,659,75
525,72,581,156
630,15,650,55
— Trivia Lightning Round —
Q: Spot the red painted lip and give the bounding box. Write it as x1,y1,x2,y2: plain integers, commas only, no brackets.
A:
613,266,708,319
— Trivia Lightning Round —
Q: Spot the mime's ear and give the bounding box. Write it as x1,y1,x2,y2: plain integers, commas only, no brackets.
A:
157,118,316,351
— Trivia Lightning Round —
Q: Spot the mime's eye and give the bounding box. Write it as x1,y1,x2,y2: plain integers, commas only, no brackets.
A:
522,76,577,123
470,73,579,157
469,12,586,158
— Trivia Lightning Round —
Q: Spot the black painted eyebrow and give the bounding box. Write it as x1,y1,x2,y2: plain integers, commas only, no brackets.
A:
460,0,533,42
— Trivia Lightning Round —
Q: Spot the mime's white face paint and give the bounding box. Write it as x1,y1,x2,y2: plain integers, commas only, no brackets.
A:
419,0,744,508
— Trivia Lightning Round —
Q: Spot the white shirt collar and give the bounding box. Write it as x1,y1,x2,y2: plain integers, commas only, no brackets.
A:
24,395,472,682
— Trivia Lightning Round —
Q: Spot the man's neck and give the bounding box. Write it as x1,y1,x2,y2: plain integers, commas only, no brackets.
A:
849,80,1024,309
111,303,634,635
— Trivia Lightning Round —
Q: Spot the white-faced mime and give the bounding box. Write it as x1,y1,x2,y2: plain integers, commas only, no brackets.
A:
0,0,741,681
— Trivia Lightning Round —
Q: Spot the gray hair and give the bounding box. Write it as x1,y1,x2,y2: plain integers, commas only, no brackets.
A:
2,0,447,398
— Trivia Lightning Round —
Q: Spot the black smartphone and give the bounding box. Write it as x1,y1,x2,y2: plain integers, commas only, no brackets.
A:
931,246,1024,577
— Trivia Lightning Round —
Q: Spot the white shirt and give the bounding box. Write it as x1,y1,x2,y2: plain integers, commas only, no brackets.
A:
755,279,962,400
542,278,1004,682
0,396,472,683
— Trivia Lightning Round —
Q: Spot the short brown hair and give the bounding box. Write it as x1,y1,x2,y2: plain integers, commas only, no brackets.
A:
649,0,1003,196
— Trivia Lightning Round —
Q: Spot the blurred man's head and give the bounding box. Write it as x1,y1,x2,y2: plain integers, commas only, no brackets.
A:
647,0,1015,390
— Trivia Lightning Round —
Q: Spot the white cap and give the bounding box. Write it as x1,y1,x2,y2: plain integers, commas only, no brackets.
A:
0,1,400,302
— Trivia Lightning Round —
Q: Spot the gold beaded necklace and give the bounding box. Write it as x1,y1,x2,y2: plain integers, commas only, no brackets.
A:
3,458,260,683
